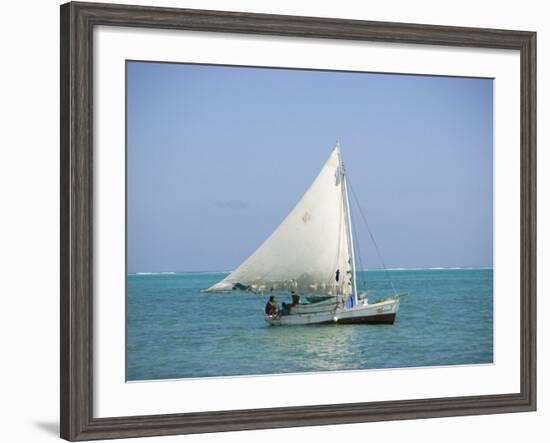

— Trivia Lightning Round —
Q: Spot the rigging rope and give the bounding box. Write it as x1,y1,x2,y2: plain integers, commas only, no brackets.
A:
347,178,398,297
348,196,367,292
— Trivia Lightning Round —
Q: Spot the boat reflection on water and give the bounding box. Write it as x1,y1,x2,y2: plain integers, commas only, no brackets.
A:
257,321,364,373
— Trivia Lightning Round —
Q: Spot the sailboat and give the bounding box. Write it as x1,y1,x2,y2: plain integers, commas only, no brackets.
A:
206,144,402,326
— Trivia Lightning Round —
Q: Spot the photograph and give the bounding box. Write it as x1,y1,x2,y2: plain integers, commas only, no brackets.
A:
126,61,494,381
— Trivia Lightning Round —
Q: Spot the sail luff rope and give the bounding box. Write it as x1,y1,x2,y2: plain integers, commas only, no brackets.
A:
347,178,398,297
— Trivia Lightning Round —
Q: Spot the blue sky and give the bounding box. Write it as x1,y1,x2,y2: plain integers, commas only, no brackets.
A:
127,61,493,273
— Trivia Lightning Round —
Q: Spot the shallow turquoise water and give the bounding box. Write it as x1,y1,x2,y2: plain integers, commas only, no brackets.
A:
127,269,493,381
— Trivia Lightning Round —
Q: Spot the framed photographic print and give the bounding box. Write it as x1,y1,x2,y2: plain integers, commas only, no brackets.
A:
60,1,536,441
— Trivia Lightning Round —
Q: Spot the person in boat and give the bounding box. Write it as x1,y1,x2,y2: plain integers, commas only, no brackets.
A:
282,291,300,315
265,295,278,317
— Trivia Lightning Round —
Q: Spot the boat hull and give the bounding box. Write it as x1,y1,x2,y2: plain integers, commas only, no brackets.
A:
334,312,395,324
265,297,400,326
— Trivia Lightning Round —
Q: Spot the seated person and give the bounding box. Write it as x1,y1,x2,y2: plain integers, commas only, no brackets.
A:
265,295,278,316
282,291,300,314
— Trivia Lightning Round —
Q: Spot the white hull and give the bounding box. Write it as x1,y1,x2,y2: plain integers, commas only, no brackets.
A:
265,297,400,326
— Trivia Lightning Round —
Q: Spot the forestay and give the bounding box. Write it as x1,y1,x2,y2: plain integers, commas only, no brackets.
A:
206,146,354,296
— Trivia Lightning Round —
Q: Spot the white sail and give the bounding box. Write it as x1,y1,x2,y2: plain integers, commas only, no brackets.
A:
206,146,354,296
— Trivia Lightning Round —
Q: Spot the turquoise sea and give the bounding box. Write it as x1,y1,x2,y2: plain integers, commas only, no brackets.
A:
127,268,493,381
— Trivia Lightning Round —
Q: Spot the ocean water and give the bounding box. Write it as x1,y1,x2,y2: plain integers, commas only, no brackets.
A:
127,268,493,381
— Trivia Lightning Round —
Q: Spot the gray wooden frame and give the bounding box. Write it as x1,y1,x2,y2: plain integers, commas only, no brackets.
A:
60,1,536,441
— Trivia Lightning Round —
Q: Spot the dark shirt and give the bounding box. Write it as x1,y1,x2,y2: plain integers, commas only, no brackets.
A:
265,301,277,315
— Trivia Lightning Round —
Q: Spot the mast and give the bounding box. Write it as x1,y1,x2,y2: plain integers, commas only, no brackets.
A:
341,153,358,305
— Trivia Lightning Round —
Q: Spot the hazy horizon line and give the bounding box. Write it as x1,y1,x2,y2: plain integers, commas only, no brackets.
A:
128,266,494,275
